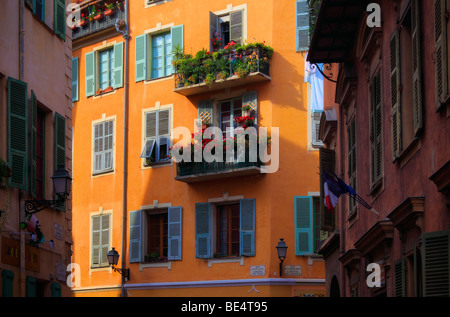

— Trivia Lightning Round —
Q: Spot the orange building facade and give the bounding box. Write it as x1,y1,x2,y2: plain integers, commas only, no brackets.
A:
71,0,325,297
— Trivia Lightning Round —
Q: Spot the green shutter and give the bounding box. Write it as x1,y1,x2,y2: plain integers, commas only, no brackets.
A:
85,51,95,97
26,276,36,297
394,258,406,297
230,10,244,44
198,100,214,125
370,73,382,186
7,77,28,190
135,34,148,82
422,230,450,297
195,203,211,259
30,90,37,198
2,270,14,297
168,207,182,261
171,25,184,53
54,112,66,211
411,0,423,136
296,0,310,51
390,30,402,161
240,199,256,257
113,42,124,89
51,282,61,297
434,0,448,111
129,210,142,263
72,57,79,102
242,91,258,124
54,0,66,40
295,196,313,255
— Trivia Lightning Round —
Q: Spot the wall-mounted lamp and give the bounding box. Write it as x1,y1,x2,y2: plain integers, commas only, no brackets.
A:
25,166,71,215
276,238,288,277
107,248,130,280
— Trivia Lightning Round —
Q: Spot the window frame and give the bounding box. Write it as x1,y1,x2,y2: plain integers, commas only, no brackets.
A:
209,5,247,52
150,31,173,80
90,212,111,269
92,116,116,176
98,47,115,92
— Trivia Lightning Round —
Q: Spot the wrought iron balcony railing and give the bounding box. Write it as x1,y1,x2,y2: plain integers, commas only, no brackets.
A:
72,5,125,40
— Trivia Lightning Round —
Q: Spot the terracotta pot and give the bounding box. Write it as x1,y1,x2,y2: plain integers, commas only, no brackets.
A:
104,9,114,16
78,20,87,27
103,87,113,93
94,13,103,20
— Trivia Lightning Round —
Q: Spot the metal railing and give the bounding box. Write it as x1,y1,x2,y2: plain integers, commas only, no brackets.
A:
72,8,125,40
176,159,263,178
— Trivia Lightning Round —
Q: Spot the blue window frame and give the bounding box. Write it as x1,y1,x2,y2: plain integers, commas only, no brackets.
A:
98,48,115,91
151,32,173,79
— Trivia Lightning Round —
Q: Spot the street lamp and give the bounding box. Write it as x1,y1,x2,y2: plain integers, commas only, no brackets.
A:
107,248,130,280
276,238,288,277
25,165,71,215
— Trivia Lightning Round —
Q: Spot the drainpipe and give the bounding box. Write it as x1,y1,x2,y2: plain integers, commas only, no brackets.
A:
18,0,26,298
115,0,130,298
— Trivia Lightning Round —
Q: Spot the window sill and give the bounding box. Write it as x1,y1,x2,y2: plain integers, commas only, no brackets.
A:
139,261,172,271
145,0,173,8
92,170,115,178
143,159,172,169
93,89,117,99
347,208,359,228
207,256,245,267
369,178,384,200
397,137,421,169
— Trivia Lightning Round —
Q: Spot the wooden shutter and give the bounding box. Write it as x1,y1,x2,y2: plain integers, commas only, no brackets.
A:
168,207,182,261
54,0,66,40
296,0,310,51
295,196,313,255
142,112,157,160
103,120,114,171
195,203,211,259
85,51,96,97
370,73,383,186
209,12,218,51
135,34,148,82
171,25,184,53
198,100,214,125
394,258,406,297
319,148,335,231
411,0,423,136
91,215,101,266
348,119,357,213
113,42,124,89
30,91,37,198
242,91,258,124
72,57,79,102
26,276,36,297
93,122,103,173
100,214,110,266
240,199,256,256
54,113,66,169
434,0,448,111
7,77,28,190
390,30,402,161
158,109,170,161
33,0,45,21
1,270,14,297
129,210,142,263
422,230,450,297
91,214,109,267
51,282,61,297
230,10,244,44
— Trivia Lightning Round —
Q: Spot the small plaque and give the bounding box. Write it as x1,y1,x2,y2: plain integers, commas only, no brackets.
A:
250,265,266,276
54,223,63,240
284,265,302,276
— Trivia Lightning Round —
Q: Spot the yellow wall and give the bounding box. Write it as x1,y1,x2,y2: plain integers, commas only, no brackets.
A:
72,0,323,297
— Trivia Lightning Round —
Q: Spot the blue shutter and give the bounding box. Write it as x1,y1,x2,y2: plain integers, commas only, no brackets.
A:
1,270,14,297
85,51,95,97
135,34,148,82
171,25,184,53
26,276,37,297
168,207,182,261
129,210,142,263
195,203,211,259
240,199,256,256
72,57,79,102
296,0,310,51
51,282,62,297
7,77,28,190
113,42,124,89
295,196,313,255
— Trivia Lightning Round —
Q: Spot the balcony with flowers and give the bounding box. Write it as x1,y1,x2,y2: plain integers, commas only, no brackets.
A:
173,39,273,96
71,0,125,41
173,118,270,183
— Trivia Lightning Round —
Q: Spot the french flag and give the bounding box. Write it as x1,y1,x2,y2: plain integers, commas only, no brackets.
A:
323,172,345,212
324,181,339,212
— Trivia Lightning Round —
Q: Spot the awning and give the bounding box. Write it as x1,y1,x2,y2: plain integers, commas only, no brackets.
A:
307,0,369,64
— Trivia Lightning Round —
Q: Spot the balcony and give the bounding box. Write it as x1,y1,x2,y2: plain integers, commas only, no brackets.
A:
71,0,125,41
173,42,273,96
175,160,264,183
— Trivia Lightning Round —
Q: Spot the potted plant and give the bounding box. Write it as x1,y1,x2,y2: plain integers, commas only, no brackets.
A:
211,32,223,51
94,9,103,20
104,3,115,16
78,13,87,27
116,1,124,10
103,86,113,93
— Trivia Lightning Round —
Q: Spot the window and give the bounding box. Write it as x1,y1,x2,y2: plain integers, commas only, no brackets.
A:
219,98,243,138
85,43,124,97
370,72,383,189
390,0,423,161
135,25,184,82
72,57,79,102
91,213,110,268
98,48,114,91
129,207,182,263
151,32,173,79
195,199,255,259
209,8,244,51
434,0,450,111
141,109,171,165
347,117,357,216
93,119,114,174
311,111,323,147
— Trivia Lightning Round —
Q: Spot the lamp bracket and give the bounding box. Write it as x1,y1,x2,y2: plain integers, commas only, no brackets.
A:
25,195,66,215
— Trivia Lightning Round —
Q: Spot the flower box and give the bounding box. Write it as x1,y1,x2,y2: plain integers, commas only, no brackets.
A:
104,8,115,16
94,13,103,20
